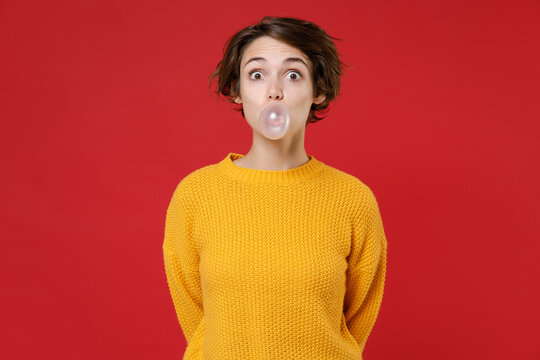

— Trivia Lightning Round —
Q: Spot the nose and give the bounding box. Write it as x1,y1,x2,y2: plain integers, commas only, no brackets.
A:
267,77,283,101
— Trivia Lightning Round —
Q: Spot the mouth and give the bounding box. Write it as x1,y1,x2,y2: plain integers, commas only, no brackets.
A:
268,115,284,126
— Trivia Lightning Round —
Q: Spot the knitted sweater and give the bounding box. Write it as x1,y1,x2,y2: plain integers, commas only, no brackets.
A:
162,152,388,359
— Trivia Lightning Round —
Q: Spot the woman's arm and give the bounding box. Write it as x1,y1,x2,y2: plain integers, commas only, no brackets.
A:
162,179,203,345
343,186,388,353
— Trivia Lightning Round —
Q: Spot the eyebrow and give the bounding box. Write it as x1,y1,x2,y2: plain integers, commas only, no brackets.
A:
244,56,308,69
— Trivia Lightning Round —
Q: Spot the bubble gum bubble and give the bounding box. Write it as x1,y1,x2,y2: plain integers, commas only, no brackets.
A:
257,102,290,140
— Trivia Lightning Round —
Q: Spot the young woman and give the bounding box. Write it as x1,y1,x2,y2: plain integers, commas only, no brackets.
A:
163,16,388,360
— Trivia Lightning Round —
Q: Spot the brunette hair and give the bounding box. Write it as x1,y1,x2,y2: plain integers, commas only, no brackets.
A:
208,16,351,126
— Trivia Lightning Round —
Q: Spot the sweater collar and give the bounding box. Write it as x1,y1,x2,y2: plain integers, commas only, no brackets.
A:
217,152,325,185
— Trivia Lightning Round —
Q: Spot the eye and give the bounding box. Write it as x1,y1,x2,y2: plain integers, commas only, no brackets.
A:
287,71,302,81
249,70,263,80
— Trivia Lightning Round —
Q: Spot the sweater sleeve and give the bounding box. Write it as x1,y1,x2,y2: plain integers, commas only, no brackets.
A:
162,179,204,347
343,186,388,352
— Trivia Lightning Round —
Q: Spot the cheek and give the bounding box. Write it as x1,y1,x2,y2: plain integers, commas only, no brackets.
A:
290,86,314,107
239,80,261,102
294,81,314,99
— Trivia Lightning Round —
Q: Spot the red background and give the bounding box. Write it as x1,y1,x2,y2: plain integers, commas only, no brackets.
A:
2,0,539,359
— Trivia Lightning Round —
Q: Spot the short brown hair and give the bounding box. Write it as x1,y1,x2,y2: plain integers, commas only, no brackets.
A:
208,16,350,126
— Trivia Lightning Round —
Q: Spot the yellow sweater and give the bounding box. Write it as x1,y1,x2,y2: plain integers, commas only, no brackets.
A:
162,152,388,359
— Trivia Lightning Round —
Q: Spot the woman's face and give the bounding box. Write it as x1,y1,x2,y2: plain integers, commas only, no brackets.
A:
234,36,325,136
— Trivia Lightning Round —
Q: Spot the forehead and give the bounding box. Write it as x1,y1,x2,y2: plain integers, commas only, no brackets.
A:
241,36,310,68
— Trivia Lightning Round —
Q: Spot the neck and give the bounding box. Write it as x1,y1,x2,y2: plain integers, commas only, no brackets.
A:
238,128,308,171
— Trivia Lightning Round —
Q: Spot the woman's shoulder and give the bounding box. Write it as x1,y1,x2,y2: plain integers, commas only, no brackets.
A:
320,162,373,194
171,160,223,199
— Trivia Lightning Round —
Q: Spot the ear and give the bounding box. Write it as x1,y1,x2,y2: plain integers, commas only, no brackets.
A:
313,93,326,105
233,95,242,104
